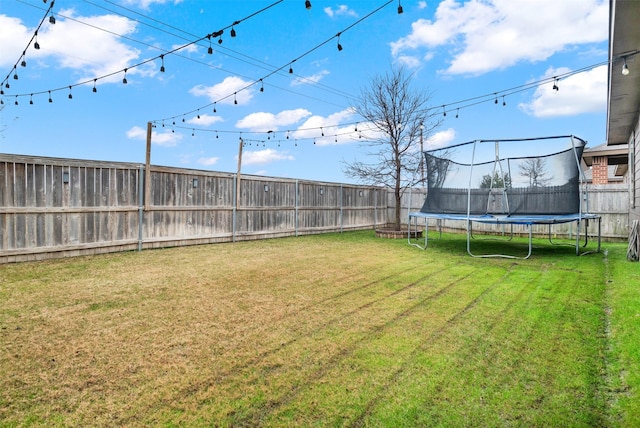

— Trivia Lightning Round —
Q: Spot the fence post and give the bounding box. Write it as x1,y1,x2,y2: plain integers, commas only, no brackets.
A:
232,176,237,243
374,188,377,229
340,184,343,233
295,180,299,237
137,165,144,251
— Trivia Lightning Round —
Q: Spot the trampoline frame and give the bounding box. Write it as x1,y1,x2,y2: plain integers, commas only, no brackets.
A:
407,136,602,259
408,212,601,259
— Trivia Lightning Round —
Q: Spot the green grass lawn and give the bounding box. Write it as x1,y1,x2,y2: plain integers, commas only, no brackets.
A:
0,230,638,427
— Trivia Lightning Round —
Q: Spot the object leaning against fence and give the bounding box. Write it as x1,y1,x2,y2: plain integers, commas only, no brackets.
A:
408,135,601,259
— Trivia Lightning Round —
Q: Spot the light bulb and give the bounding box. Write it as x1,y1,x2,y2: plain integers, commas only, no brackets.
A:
622,59,630,76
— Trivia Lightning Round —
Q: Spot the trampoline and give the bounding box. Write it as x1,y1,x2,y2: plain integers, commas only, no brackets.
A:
408,135,601,259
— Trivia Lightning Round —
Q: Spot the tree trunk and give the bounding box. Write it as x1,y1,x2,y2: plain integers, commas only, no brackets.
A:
394,160,402,230
394,190,401,230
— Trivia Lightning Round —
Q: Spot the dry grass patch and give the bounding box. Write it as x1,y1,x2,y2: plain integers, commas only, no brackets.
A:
0,231,628,426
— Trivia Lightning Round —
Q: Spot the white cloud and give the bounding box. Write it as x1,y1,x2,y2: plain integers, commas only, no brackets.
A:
292,108,358,145
242,149,294,166
186,114,224,126
418,1,428,9
126,125,183,147
0,15,30,68
519,65,607,117
425,128,456,149
123,0,184,10
291,70,330,86
324,5,358,18
0,11,143,83
189,76,254,105
172,43,198,54
390,0,608,75
197,157,219,166
236,109,312,132
395,55,423,69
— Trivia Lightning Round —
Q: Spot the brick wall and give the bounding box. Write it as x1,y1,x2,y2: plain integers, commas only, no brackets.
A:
592,156,609,185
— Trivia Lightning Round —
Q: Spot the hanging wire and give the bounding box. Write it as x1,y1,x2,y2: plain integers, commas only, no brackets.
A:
1,0,55,91
150,0,394,125
4,0,284,103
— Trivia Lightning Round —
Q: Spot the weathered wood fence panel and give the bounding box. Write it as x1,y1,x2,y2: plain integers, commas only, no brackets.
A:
0,155,387,263
396,184,629,240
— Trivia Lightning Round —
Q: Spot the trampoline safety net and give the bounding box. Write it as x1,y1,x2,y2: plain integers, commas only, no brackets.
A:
420,136,586,216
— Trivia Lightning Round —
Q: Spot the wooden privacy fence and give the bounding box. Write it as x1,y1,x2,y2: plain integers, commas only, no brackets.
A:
0,154,630,263
0,155,387,263
398,184,629,240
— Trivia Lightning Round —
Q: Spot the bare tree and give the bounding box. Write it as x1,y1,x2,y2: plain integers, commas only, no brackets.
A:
519,158,552,187
343,67,440,230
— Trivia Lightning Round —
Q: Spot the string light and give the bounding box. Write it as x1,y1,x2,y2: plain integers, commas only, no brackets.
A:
29,94,33,104
1,0,53,92
207,35,213,54
260,79,264,92
234,92,238,104
213,103,217,113
160,55,165,72
68,86,73,99
397,0,403,14
289,64,294,74
456,108,459,118
337,33,343,51
442,105,446,116
48,90,52,103
552,78,559,92
122,69,128,84
93,79,97,93
622,58,630,75
230,26,237,38
5,0,386,126
305,1,312,9
49,13,56,24
502,96,506,106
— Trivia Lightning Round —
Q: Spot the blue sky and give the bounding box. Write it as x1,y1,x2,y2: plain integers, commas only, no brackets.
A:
0,0,609,183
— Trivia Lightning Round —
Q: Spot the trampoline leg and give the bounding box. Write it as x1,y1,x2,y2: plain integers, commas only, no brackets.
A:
467,220,533,259
408,216,428,250
576,220,581,256
597,217,602,253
